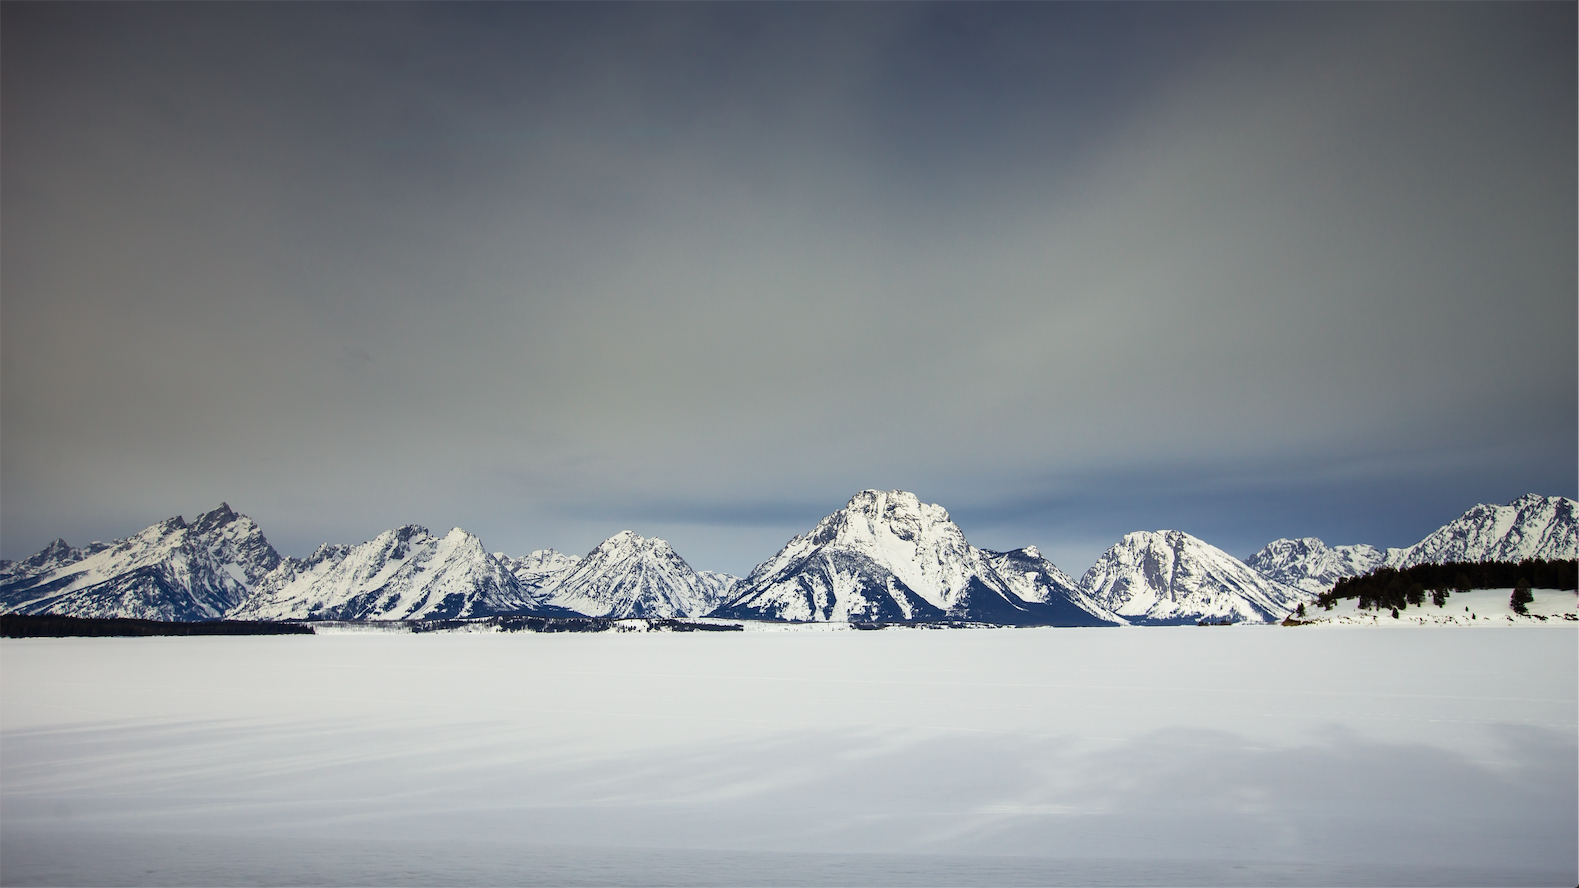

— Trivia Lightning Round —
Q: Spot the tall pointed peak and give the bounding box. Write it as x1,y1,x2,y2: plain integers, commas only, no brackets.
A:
192,502,243,533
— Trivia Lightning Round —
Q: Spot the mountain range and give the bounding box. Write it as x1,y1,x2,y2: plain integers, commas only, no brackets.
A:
2,492,1573,626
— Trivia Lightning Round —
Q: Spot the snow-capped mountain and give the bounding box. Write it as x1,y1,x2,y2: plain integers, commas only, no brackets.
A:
1384,494,1578,569
714,490,1116,625
232,525,543,621
696,570,740,604
1083,530,1305,624
981,546,1122,625
538,531,735,619
495,548,580,595
1245,538,1386,596
0,504,282,621
0,538,111,585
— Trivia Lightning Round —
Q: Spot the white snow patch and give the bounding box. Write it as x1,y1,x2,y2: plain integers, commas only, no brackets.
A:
2,629,1572,886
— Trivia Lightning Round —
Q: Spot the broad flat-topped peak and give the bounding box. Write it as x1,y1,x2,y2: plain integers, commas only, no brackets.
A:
593,531,674,555
842,489,948,520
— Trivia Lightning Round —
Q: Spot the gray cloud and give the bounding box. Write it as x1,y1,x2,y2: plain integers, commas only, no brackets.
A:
3,4,1573,575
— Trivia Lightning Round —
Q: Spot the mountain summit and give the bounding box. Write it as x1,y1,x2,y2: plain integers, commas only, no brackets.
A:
1245,538,1386,597
540,531,735,619
0,504,281,620
714,490,1115,625
1083,530,1304,624
1384,494,1578,569
232,525,541,621
1246,494,1579,594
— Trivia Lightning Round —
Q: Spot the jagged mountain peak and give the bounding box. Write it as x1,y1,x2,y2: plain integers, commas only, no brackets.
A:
190,502,238,532
494,548,581,595
715,490,1116,626
0,504,282,621
1245,537,1385,597
810,489,956,547
1385,494,1578,569
541,531,727,619
1083,529,1304,624
232,523,537,621
594,530,677,556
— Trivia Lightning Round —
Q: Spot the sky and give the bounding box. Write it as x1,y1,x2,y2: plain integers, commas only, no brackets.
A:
3,3,1574,577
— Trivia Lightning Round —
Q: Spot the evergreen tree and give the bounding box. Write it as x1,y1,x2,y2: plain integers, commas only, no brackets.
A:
1510,579,1533,615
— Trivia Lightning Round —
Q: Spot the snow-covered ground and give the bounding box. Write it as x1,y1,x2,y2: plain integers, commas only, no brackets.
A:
1294,588,1577,627
3,628,1574,886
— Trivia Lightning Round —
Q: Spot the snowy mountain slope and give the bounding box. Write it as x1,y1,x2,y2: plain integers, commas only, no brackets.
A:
714,490,1117,625
1384,494,1578,569
981,547,1125,625
696,570,739,603
538,531,734,619
1245,538,1386,596
0,504,281,621
1083,530,1305,624
0,539,111,585
231,525,542,621
494,549,580,595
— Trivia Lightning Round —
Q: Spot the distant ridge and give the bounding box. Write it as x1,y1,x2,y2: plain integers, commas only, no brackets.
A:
1246,494,1579,596
4,491,1574,625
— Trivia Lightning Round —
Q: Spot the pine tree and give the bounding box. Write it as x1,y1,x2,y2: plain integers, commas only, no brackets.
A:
1510,579,1533,615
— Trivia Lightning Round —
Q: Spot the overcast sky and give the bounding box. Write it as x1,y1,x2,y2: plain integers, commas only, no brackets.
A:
3,3,1574,576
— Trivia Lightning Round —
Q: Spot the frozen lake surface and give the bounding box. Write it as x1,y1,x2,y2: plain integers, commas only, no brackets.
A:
3,626,1575,886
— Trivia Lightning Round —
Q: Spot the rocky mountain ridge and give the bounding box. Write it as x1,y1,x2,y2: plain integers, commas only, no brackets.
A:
0,505,280,621
1245,494,1578,596
4,492,1572,624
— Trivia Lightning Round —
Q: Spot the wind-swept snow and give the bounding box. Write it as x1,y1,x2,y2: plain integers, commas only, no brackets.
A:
2,629,1573,886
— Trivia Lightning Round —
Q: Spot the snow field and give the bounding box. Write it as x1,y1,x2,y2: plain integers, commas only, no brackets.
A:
1298,587,1576,626
2,628,1575,886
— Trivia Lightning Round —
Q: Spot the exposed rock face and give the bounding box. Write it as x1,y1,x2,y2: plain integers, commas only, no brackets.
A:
536,531,735,619
0,504,281,621
495,548,580,596
232,525,540,621
1384,494,1578,569
715,490,1117,625
1083,530,1305,624
1245,538,1386,596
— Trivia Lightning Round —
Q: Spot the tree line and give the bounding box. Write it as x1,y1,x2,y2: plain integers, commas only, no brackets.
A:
1316,559,1576,613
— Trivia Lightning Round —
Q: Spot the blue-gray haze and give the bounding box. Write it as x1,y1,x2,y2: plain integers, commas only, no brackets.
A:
3,3,1574,576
